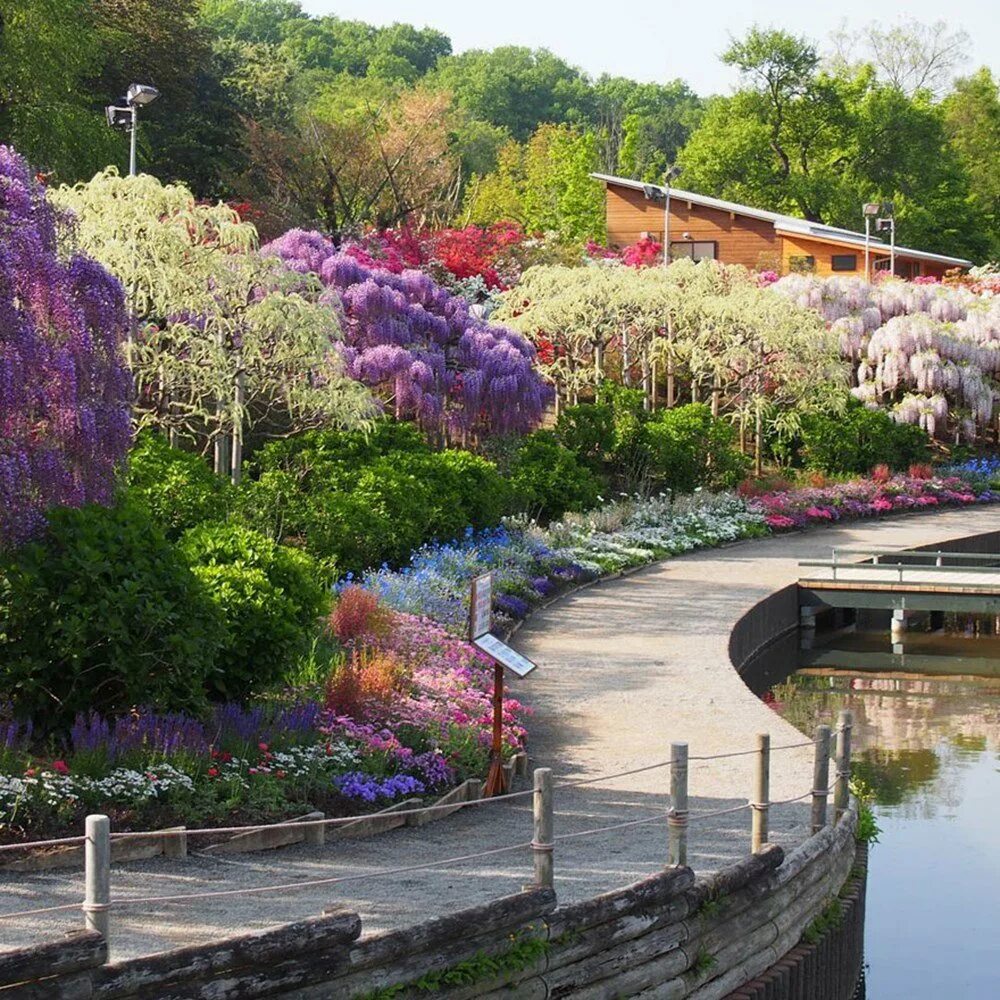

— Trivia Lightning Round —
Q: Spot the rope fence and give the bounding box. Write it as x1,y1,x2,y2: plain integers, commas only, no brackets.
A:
0,713,854,943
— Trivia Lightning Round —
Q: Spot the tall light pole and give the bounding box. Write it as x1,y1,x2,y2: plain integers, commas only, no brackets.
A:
105,83,160,176
876,201,896,276
662,165,682,269
863,202,880,281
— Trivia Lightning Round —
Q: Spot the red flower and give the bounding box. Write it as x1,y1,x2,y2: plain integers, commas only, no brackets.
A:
207,767,219,778
51,759,69,774
258,742,268,752
24,767,36,778
275,770,286,780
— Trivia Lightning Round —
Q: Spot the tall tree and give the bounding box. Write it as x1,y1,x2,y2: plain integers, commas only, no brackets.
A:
0,0,116,180
464,124,605,241
679,27,987,259
429,47,594,141
829,17,970,98
943,68,1000,253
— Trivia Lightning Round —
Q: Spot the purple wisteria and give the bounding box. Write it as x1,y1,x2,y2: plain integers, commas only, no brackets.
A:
0,146,132,547
262,229,551,437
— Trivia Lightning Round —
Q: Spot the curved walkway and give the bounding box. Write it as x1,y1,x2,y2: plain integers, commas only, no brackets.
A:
4,507,1000,959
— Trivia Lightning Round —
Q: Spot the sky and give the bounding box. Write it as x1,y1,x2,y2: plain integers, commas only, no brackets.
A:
300,1,998,96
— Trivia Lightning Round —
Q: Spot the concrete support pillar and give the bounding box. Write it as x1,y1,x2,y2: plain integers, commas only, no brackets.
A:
890,609,907,640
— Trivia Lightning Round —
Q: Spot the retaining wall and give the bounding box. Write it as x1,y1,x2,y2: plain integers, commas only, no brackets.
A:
0,809,862,1000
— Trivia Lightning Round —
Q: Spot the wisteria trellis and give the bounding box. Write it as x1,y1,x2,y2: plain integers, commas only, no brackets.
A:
262,229,551,438
0,146,132,547
774,275,1000,441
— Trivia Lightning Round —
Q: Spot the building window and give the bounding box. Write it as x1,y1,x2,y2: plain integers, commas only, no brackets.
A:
789,255,816,273
831,254,857,272
670,241,717,262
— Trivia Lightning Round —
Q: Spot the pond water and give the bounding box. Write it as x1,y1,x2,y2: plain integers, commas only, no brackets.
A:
763,613,1000,999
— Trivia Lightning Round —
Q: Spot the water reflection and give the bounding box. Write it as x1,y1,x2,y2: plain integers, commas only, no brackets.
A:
764,617,1000,998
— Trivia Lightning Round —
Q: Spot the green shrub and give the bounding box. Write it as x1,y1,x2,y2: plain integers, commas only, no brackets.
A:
644,404,750,492
554,403,616,473
180,523,329,698
126,432,232,539
800,401,929,474
0,503,221,729
507,431,604,521
239,425,512,574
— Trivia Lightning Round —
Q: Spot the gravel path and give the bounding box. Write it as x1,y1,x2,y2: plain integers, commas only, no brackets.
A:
4,506,999,960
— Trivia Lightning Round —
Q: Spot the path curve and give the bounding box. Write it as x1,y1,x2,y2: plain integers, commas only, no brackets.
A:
4,507,1000,959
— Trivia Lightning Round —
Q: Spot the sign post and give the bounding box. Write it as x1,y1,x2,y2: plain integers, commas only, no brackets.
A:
468,573,537,796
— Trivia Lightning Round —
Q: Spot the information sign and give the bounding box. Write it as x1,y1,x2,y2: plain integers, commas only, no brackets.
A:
469,572,493,640
473,633,538,678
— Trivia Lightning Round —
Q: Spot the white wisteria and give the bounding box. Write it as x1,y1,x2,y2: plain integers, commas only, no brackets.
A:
773,275,1000,442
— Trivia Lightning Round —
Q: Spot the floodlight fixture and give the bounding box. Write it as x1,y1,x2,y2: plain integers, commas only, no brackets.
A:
105,83,162,177
665,165,682,182
642,184,665,202
126,83,160,107
863,202,881,216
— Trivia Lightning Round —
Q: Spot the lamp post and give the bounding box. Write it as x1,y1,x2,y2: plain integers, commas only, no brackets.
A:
862,202,880,281
662,165,682,270
105,83,160,176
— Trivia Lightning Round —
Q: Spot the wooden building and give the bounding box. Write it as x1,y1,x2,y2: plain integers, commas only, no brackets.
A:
593,173,973,279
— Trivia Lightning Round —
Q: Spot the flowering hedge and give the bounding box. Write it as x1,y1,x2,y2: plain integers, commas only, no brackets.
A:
747,473,1000,531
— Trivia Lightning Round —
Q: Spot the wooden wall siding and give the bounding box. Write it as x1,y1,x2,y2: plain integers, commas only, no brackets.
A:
3,809,864,1000
605,185,780,270
780,233,948,279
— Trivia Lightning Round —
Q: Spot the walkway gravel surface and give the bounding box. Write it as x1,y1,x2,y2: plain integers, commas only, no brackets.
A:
4,506,1000,960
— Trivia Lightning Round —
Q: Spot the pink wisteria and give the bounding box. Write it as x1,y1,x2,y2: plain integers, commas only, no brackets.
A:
262,229,551,438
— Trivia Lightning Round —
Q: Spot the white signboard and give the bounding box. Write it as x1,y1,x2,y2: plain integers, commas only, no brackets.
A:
469,572,493,640
473,633,538,678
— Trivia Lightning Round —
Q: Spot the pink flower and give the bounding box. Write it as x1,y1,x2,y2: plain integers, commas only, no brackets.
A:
51,759,69,774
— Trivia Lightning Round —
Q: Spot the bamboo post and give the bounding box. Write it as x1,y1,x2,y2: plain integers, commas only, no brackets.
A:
811,725,831,834
668,741,689,866
84,814,111,940
532,768,554,889
751,733,770,854
834,710,853,820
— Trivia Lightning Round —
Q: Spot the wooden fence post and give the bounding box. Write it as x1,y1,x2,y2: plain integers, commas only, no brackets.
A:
811,725,831,834
84,815,111,940
668,742,688,867
834,710,853,820
751,733,770,854
532,768,553,889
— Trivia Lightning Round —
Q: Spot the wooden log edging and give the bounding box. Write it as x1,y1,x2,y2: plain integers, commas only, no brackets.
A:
0,771,511,873
0,810,863,1000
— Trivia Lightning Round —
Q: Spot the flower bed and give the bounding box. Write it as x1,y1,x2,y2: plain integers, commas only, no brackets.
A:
2,471,996,843
0,602,527,841
747,473,1000,532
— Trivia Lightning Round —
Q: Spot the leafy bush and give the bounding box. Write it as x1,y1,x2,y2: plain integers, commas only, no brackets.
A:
644,404,750,492
507,431,604,521
554,403,616,473
239,424,513,573
800,400,929,474
126,432,232,538
180,524,328,698
0,504,221,729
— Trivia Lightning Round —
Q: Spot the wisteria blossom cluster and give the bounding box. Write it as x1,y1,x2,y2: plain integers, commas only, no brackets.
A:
748,474,1000,531
262,229,551,438
772,274,1000,441
0,146,132,547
